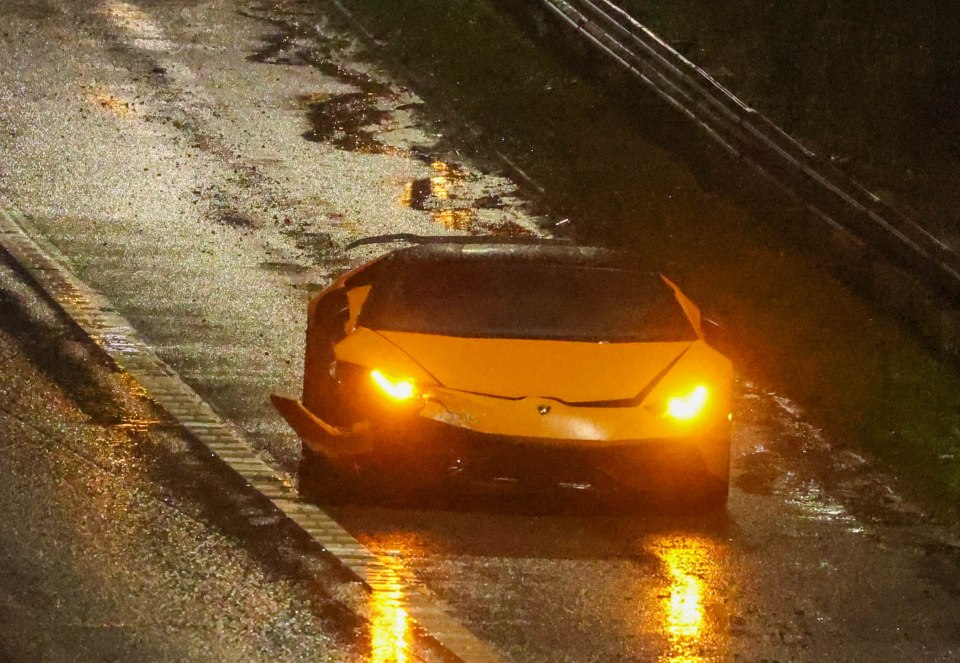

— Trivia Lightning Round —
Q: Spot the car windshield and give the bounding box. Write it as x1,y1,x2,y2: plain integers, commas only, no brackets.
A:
357,258,697,342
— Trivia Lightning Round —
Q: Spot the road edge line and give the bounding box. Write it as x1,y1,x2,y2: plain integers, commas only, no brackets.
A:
0,208,504,663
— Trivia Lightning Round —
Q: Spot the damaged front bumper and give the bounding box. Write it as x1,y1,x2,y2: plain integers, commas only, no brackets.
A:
270,394,373,458
272,391,730,487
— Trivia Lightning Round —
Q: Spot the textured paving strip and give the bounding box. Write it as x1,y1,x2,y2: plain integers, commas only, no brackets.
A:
0,208,504,663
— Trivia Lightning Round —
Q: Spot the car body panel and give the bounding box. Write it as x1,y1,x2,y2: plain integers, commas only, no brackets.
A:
333,326,440,385
367,331,693,403
417,384,722,443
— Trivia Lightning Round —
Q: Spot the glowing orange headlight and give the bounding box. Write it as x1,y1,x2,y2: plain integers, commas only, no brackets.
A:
665,385,709,421
370,370,418,402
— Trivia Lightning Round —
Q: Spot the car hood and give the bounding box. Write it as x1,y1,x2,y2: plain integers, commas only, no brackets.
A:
372,329,693,403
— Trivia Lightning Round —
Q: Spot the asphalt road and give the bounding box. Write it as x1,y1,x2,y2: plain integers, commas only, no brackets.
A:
0,256,378,662
1,0,959,661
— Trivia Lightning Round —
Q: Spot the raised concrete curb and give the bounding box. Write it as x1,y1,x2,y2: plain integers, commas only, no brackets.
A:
0,208,504,663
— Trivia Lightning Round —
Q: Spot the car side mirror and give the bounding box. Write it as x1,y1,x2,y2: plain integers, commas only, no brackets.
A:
311,288,351,342
701,315,727,350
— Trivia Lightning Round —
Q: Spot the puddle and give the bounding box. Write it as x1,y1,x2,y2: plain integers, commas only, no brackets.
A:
395,160,534,236
89,87,138,119
432,209,475,231
473,194,505,209
733,449,781,496
243,11,405,156
399,161,475,230
216,211,257,228
300,49,394,97
242,5,542,241
482,219,537,236
246,14,393,93
258,261,311,275
300,92,393,153
647,535,732,662
786,479,864,534
400,161,468,210
3,1,58,20
244,12,426,160
246,30,309,66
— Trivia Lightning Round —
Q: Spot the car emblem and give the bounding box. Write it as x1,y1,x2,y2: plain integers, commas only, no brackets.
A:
537,404,551,415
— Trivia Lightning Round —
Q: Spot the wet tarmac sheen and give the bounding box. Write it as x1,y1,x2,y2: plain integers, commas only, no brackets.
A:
0,258,368,662
0,0,959,661
0,209,497,662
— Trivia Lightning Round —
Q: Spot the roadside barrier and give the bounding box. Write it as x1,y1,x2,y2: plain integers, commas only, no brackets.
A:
537,0,960,357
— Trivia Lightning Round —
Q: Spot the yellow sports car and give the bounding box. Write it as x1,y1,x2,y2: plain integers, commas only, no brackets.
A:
272,239,732,505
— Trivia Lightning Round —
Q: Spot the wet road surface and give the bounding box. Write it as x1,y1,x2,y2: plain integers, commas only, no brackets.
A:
1,0,960,661
0,257,379,661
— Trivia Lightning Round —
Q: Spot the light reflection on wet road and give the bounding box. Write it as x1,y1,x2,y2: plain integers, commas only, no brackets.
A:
0,0,959,661
657,535,726,662
369,555,411,663
0,259,367,661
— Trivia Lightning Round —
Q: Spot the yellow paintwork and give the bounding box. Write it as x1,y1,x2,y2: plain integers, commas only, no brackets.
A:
334,327,439,385
418,387,707,442
346,285,371,332
370,331,693,403
270,394,373,457
334,328,732,442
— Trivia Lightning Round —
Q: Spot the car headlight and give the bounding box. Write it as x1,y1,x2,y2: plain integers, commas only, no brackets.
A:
370,369,418,402
665,385,709,421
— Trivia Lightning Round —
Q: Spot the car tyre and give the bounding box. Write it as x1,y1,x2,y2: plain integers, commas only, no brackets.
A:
298,444,360,504
696,476,729,509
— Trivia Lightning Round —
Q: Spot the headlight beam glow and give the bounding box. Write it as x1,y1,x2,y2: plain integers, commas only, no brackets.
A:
666,385,709,421
371,369,417,401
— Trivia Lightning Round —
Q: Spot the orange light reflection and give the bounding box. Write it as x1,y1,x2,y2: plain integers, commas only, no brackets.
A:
656,535,729,663
398,161,477,232
399,182,414,208
665,550,703,640
429,160,456,201
433,209,474,231
90,88,136,118
369,558,410,663
430,177,450,201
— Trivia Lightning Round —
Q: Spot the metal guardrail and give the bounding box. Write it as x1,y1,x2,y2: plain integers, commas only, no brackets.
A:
537,0,960,302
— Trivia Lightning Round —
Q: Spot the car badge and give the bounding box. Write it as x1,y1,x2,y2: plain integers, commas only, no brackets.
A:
537,404,551,416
